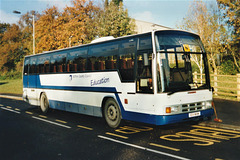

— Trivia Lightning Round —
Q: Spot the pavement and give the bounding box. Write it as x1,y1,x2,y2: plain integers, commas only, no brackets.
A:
199,98,240,131
1,93,240,131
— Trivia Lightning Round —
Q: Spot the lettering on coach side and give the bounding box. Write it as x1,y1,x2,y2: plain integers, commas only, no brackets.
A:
69,74,91,81
90,77,110,86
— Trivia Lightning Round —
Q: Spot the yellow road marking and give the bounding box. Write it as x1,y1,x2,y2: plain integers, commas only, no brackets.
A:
15,108,20,111
160,131,221,146
39,115,47,118
0,104,4,107
6,106,12,109
106,132,128,139
55,119,67,124
25,111,33,115
189,128,240,140
149,143,180,152
160,125,240,146
115,126,153,134
193,125,240,134
77,125,93,130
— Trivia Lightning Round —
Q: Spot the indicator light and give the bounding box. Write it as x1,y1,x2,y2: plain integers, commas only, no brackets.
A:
166,107,171,113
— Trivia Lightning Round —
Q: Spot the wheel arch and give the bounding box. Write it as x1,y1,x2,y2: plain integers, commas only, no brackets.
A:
39,91,46,101
101,96,114,116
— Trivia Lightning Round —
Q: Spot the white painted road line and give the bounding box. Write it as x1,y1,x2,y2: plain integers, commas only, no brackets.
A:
98,135,190,160
1,107,20,114
32,116,71,129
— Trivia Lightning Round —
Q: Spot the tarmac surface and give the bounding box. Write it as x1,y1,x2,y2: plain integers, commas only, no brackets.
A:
0,93,240,131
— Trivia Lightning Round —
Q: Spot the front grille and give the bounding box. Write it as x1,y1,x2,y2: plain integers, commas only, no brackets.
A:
181,102,204,112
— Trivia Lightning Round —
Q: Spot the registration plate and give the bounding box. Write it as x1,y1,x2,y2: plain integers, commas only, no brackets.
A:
189,111,201,118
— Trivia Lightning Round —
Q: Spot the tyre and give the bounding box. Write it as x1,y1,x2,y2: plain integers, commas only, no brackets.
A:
40,93,49,113
104,98,122,128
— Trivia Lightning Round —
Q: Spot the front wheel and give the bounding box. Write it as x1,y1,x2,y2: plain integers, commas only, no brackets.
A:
40,93,49,113
104,98,122,128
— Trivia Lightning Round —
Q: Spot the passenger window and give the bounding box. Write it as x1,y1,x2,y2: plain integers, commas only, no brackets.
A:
138,35,152,50
105,55,117,70
23,58,30,75
119,38,136,81
50,52,67,73
29,57,37,74
87,56,97,71
88,42,118,71
37,56,50,74
67,48,87,72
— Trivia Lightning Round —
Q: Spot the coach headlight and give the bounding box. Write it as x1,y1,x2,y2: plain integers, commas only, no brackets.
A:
206,101,212,108
171,106,179,112
203,101,212,109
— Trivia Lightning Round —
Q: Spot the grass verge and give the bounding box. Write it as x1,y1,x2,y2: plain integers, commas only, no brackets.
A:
0,79,22,95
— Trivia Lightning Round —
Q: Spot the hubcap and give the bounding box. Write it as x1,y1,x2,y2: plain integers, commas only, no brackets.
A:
107,105,117,121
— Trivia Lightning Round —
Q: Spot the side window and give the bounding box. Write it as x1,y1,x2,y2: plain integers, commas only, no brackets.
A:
102,42,118,70
67,48,88,72
138,35,152,50
88,42,118,71
50,52,67,73
29,57,37,74
105,55,117,70
37,55,51,74
119,38,136,81
23,58,30,75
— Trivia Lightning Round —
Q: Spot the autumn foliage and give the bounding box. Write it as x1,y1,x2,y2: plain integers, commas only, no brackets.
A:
0,0,135,76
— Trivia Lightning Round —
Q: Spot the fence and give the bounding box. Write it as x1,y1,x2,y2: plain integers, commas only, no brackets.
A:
193,72,240,101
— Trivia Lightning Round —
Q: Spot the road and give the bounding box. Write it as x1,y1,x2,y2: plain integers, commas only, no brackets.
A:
0,97,240,160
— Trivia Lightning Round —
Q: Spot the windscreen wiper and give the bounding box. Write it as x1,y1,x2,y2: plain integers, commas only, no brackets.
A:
167,86,191,95
167,89,182,95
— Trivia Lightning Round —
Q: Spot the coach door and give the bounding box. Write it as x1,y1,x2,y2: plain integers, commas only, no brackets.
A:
26,57,38,103
23,57,30,89
28,57,37,88
136,51,153,93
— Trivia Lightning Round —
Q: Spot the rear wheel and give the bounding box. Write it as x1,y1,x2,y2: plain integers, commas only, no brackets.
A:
104,98,121,128
40,93,49,113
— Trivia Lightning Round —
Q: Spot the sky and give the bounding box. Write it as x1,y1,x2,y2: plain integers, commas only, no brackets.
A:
0,0,217,28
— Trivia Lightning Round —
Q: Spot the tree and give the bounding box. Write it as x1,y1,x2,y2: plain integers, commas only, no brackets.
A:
112,0,123,6
95,1,135,38
62,0,99,45
0,11,41,75
35,0,99,53
0,23,10,39
177,0,227,74
0,0,136,75
217,0,240,72
35,6,61,53
0,24,23,73
33,0,135,53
